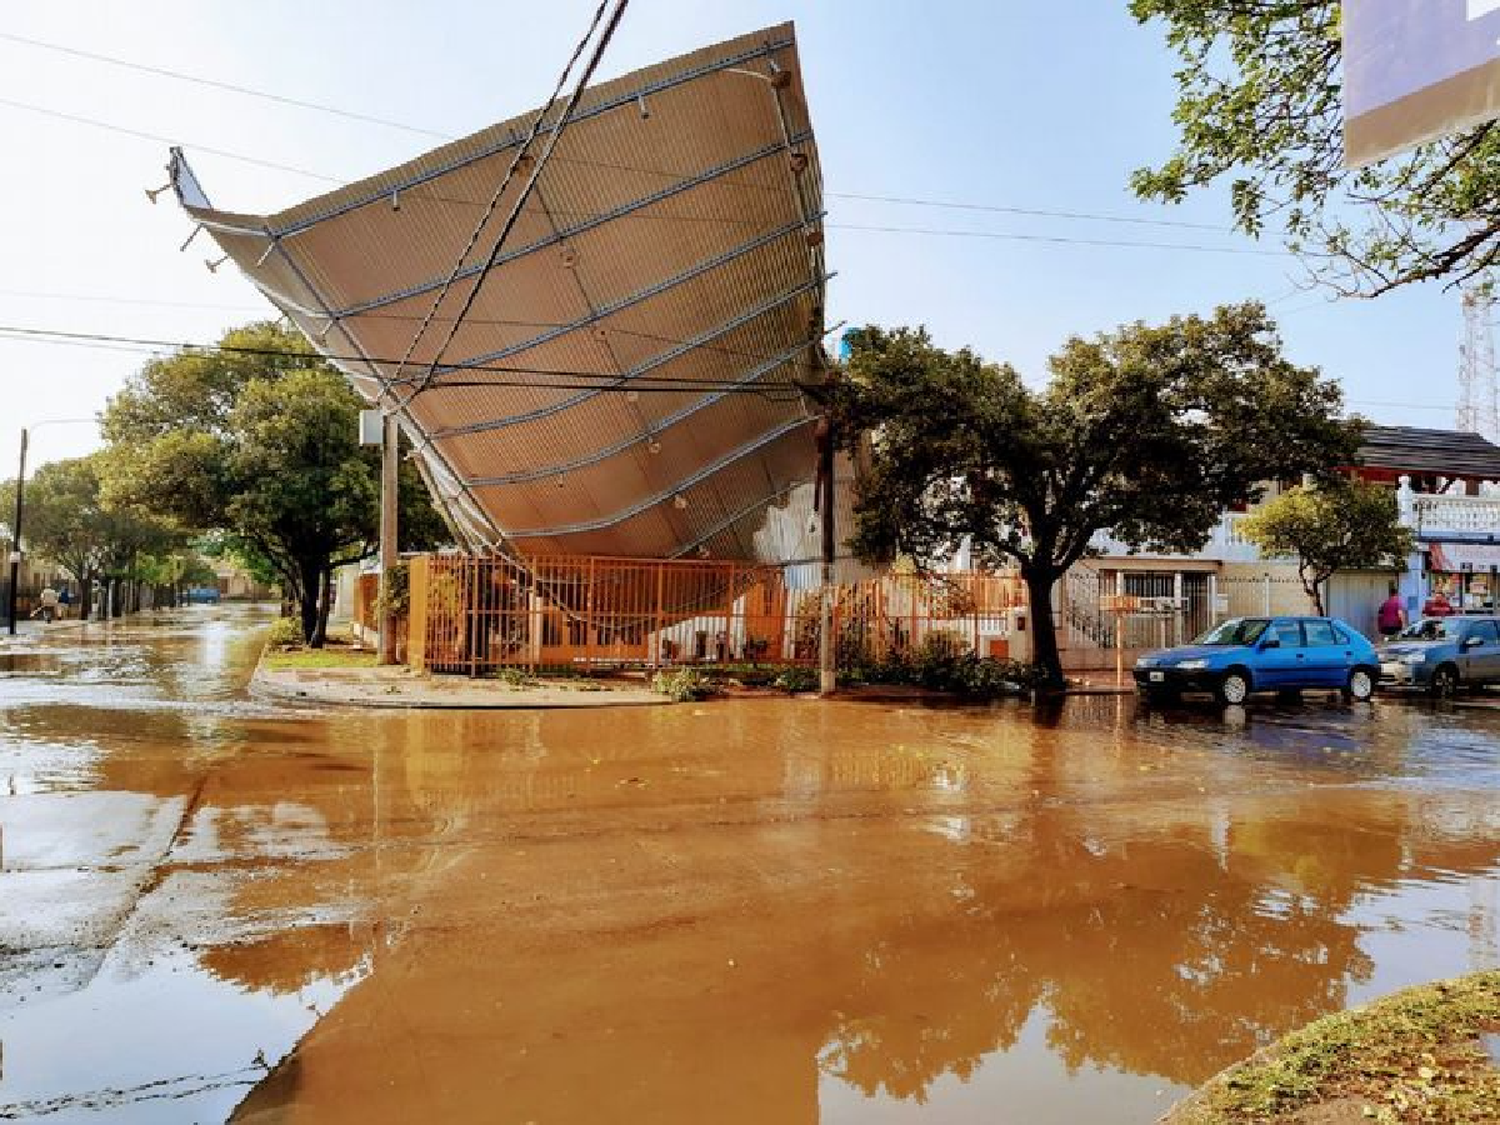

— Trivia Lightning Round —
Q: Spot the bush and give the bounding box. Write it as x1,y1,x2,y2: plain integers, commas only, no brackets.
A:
373,562,409,618
840,641,1042,699
266,616,304,648
651,668,720,702
493,667,537,688
773,666,820,693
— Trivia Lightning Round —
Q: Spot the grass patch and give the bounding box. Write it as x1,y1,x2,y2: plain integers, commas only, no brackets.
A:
263,649,379,671
1171,970,1499,1123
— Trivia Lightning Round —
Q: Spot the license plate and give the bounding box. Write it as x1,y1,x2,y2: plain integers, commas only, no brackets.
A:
1149,671,1164,682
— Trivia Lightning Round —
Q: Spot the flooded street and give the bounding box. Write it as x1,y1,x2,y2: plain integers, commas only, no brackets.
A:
2,606,1498,1123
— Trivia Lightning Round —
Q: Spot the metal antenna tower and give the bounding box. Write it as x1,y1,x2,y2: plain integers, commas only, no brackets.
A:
1459,282,1499,440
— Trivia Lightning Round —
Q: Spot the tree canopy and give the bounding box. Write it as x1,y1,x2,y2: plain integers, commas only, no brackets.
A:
1131,0,1500,296
828,302,1360,685
1,453,184,619
102,321,447,643
1239,479,1414,615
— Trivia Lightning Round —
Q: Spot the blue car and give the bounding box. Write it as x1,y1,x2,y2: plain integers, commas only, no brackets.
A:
1377,615,1500,696
1134,616,1380,706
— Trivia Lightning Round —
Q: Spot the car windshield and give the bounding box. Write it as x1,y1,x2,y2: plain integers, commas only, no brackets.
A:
1192,618,1270,646
1398,618,1458,641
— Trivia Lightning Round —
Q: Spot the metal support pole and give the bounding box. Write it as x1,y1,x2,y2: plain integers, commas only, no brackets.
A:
7,428,27,635
817,416,836,695
378,413,400,665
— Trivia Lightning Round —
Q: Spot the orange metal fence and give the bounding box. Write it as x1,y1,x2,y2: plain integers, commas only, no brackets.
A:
407,554,1025,675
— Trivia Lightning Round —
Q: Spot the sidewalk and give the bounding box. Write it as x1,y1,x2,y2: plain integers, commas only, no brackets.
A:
0,616,94,646
251,660,668,710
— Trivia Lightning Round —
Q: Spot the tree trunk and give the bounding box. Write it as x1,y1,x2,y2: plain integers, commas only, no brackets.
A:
79,576,93,622
298,559,321,644
1023,567,1066,690
311,566,333,649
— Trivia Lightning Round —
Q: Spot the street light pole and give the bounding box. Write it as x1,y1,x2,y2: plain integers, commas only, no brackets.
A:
6,427,28,635
7,418,99,634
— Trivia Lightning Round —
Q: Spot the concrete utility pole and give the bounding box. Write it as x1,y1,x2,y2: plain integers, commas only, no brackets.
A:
378,413,400,665
6,427,28,635
817,415,837,695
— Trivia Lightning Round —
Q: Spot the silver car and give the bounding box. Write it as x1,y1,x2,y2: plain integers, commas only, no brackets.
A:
1377,616,1500,696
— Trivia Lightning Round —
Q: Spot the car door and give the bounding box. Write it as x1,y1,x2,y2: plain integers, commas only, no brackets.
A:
1254,619,1306,688
1302,619,1350,688
1461,620,1500,684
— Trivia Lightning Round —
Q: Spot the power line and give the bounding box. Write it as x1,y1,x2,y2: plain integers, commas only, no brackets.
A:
0,31,449,139
0,43,1245,237
0,96,340,182
0,286,834,374
392,0,628,406
0,323,808,396
2,323,1445,413
0,95,1281,257
827,222,1292,257
829,191,1227,232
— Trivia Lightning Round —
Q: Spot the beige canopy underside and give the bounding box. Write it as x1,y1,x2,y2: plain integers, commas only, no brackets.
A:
171,22,847,562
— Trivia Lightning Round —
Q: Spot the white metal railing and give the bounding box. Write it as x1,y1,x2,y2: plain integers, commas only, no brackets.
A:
1088,512,1263,561
1409,493,1500,534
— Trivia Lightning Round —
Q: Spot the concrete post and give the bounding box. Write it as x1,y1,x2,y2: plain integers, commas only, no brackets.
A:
378,413,400,665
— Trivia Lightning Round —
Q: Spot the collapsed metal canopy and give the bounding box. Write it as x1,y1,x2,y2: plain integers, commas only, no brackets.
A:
169,22,834,562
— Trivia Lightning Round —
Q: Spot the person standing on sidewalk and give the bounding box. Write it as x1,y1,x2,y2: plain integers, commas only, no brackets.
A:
1376,586,1406,639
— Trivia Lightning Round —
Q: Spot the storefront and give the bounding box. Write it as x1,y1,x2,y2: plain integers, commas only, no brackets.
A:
1426,543,1500,613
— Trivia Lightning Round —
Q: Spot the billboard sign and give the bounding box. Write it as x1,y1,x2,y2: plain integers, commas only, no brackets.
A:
1345,0,1500,166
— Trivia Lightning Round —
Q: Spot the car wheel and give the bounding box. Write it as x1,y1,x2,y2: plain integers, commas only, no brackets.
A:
1216,669,1251,706
1429,664,1460,699
1343,667,1375,702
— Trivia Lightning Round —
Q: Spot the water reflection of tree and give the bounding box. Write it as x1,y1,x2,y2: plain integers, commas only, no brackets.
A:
813,794,1494,1097
201,925,370,996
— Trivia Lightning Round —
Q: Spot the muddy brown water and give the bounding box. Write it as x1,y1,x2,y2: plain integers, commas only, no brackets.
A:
1,606,1498,1123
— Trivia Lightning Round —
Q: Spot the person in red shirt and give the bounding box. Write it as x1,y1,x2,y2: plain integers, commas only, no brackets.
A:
1377,587,1406,638
1422,589,1456,617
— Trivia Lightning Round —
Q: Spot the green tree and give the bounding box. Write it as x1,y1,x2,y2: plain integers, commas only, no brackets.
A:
1131,0,1500,296
1239,479,1414,615
102,321,448,645
827,303,1359,687
0,454,182,619
3,458,105,619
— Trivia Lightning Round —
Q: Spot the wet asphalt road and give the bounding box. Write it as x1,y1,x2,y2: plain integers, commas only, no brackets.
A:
1,606,1497,1123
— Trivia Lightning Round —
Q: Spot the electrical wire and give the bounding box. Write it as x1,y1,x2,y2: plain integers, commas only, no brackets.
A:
0,93,1285,257
0,31,449,138
0,324,1449,414
0,323,808,396
0,82,1246,238
394,0,630,406
0,287,837,376
829,191,1227,232
827,222,1292,257
0,96,340,181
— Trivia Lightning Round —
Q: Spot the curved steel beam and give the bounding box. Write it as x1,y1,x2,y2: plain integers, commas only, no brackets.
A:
430,270,826,437
332,133,810,322
499,414,815,538
270,37,796,239
463,339,813,484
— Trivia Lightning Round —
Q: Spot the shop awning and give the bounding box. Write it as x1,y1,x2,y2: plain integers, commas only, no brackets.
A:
1428,542,1500,570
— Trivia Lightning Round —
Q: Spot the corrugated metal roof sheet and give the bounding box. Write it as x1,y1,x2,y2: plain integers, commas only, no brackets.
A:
169,23,831,561
1356,425,1500,480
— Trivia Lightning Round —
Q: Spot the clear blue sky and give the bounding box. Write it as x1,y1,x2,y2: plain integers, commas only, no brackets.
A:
0,1,1459,479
